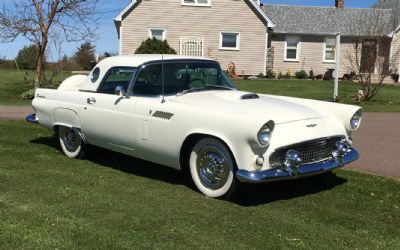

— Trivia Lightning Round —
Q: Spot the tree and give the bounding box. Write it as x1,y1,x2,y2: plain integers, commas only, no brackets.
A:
345,7,400,101
135,38,177,54
73,42,96,70
0,0,99,88
16,44,39,70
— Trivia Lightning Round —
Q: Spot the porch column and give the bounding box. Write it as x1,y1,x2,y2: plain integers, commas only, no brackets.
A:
334,33,341,101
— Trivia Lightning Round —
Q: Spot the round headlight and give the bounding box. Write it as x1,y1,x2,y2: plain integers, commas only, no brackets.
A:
257,122,274,147
350,109,363,130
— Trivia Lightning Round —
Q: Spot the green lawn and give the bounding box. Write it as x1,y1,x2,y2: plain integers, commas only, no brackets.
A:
234,79,400,112
1,69,399,112
0,69,71,106
1,120,399,249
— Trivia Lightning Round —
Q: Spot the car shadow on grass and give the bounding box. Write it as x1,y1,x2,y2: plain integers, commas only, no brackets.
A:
31,136,348,206
232,173,347,206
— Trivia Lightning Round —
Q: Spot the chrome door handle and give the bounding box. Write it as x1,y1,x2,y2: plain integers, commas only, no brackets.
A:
87,97,96,104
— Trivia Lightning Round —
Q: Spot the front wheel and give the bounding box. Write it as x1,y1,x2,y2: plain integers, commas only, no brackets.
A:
58,126,86,159
189,137,236,199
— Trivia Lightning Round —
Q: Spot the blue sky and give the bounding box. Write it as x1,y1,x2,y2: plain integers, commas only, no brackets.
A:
0,0,378,60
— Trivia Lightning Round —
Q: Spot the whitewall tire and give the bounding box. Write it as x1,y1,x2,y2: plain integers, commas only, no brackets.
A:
189,137,236,199
58,126,86,159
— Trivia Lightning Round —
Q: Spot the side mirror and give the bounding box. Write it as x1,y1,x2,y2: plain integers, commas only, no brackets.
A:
115,86,126,96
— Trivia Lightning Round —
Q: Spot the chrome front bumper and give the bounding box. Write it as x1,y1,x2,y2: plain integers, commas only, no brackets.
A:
236,148,359,183
26,114,39,123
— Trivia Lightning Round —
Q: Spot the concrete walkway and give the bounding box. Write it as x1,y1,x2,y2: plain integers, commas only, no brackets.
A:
0,105,399,180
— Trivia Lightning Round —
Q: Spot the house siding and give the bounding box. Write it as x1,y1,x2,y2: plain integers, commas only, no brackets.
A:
391,30,400,71
270,34,356,76
120,0,268,76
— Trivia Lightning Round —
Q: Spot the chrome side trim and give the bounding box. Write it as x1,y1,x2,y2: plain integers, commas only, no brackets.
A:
26,114,39,124
236,148,359,183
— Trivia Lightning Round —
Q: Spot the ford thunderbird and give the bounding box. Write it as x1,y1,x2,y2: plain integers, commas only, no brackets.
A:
27,55,361,198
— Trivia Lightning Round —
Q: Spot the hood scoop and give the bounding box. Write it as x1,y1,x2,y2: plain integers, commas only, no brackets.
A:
240,93,259,100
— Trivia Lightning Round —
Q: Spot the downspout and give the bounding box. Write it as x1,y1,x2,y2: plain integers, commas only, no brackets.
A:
264,30,268,76
119,24,123,56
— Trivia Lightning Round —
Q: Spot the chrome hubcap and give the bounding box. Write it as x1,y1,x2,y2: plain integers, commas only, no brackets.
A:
60,127,80,152
197,145,229,190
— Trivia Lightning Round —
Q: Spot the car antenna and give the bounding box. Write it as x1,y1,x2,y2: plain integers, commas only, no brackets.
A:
161,54,166,103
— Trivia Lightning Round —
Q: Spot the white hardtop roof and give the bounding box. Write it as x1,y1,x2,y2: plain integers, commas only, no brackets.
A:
79,54,216,92
98,54,213,68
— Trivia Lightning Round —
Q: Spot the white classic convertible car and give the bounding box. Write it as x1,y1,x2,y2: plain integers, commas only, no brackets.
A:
27,55,361,198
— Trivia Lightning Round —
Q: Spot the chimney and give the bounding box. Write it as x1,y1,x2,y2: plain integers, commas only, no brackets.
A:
335,0,344,9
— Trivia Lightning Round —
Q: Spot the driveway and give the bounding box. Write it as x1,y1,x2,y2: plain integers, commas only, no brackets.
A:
0,106,32,120
0,106,399,180
346,112,400,179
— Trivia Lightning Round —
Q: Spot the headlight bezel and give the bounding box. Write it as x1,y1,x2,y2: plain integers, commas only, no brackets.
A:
256,121,275,147
350,109,363,130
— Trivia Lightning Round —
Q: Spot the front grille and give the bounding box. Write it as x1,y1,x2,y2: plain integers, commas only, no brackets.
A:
269,136,343,168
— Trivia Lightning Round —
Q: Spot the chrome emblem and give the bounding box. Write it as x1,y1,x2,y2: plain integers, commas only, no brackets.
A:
306,123,317,128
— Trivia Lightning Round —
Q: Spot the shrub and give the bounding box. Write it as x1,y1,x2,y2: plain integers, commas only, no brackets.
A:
282,72,291,79
266,69,276,79
21,89,35,99
295,70,308,79
309,70,315,80
257,72,265,78
135,38,177,54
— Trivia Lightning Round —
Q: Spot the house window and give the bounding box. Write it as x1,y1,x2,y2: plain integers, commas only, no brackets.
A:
324,37,336,62
149,28,166,41
182,0,211,6
285,36,300,61
219,32,240,50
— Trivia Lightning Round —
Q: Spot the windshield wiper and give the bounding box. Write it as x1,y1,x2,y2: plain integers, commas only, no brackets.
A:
176,85,234,96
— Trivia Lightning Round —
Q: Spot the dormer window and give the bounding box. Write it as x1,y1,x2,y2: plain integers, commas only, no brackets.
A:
182,0,211,7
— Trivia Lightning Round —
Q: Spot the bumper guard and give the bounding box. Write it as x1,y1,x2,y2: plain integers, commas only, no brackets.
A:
236,148,359,183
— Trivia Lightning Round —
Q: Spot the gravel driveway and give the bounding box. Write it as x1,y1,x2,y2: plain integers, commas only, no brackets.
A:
1,106,399,180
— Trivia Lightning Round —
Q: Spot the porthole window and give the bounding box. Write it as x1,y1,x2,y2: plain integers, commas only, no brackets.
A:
91,67,100,83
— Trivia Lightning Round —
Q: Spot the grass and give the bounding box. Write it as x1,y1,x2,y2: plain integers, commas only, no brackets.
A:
234,79,400,112
0,120,399,249
0,69,71,106
0,69,399,112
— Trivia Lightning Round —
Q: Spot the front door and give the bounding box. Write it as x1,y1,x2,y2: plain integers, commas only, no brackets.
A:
360,40,377,73
81,67,138,152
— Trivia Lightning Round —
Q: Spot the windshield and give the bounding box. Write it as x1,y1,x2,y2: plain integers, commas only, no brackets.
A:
132,61,236,96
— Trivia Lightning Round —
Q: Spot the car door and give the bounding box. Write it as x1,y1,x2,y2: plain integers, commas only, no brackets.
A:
81,67,138,152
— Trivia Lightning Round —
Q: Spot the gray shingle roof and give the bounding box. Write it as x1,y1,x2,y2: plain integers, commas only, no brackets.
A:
374,0,400,27
263,5,394,36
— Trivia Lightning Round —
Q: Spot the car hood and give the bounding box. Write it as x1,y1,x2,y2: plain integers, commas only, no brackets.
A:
171,90,327,124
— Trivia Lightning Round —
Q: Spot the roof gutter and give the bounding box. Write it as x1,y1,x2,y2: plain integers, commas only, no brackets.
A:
114,0,137,23
271,31,392,38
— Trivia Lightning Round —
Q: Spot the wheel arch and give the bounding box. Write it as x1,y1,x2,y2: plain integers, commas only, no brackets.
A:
179,133,237,172
52,108,85,139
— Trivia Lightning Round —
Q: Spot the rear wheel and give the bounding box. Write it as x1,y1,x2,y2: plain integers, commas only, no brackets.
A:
58,126,86,159
189,137,236,199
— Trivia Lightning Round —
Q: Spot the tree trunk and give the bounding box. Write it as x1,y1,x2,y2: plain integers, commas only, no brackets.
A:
34,36,48,89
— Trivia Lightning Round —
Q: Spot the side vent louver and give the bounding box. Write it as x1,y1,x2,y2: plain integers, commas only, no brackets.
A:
152,111,174,120
240,93,259,100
